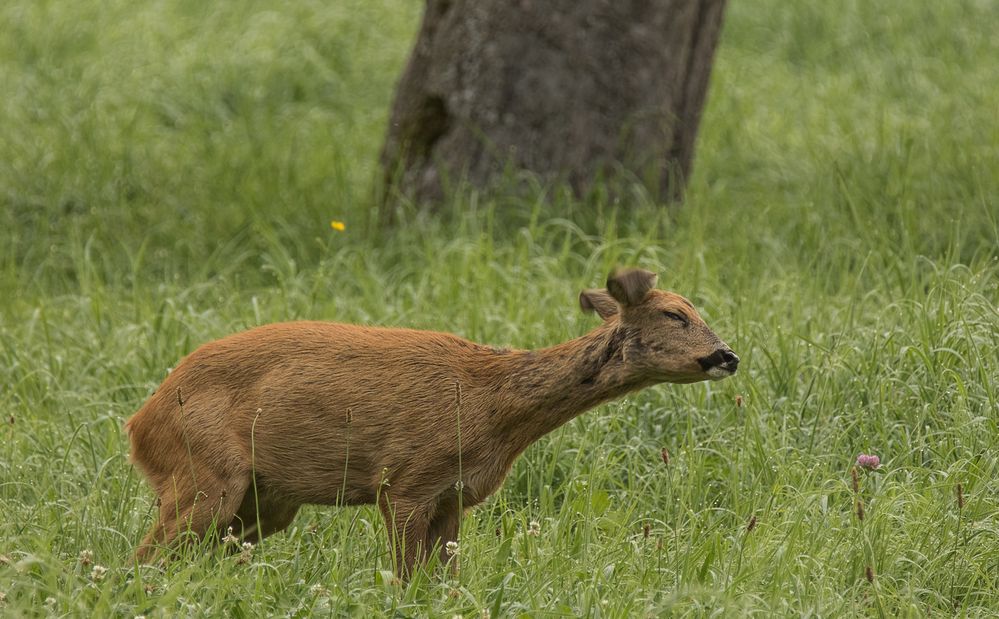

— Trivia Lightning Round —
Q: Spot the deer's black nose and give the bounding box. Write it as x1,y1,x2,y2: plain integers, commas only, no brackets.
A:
719,349,739,369
697,347,740,372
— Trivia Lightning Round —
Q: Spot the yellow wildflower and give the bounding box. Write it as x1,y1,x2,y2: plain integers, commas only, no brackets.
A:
330,220,346,232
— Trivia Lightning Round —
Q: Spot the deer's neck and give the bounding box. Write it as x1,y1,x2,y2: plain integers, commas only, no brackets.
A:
491,324,648,453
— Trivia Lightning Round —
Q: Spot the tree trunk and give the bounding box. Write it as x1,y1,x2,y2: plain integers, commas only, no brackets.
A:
381,0,727,205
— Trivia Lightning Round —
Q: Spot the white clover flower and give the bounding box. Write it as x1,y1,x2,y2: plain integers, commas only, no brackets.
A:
91,565,108,581
236,541,255,565
527,520,541,536
222,527,239,546
445,540,460,557
78,549,94,566
310,584,330,597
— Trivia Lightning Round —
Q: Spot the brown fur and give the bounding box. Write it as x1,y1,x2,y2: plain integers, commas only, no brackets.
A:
125,269,738,576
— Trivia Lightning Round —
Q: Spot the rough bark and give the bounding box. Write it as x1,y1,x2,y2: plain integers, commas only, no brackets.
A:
381,0,727,204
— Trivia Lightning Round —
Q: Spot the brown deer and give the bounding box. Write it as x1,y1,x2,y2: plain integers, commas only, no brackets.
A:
125,268,738,577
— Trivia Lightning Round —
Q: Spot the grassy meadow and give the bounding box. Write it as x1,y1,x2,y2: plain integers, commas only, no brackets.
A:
2,0,998,616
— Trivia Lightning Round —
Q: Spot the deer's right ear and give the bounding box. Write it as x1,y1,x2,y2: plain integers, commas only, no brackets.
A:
606,268,658,307
579,289,619,321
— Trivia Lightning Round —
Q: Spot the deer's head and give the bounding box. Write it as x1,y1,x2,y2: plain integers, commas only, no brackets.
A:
580,268,739,385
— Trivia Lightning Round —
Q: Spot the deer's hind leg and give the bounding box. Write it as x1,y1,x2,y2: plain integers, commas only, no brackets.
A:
229,481,301,544
136,468,250,563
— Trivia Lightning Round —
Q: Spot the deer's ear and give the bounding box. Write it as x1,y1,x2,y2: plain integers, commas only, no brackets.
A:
579,289,619,320
606,268,658,307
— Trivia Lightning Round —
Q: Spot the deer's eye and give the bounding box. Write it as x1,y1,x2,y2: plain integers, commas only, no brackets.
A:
663,311,687,324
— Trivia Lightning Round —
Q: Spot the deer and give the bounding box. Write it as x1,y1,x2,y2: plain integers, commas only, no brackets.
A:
125,268,739,578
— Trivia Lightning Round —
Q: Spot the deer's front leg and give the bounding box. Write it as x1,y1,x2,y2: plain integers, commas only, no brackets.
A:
379,496,432,580
427,497,462,571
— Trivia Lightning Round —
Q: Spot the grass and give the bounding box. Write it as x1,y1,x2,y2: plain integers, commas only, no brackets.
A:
1,0,998,616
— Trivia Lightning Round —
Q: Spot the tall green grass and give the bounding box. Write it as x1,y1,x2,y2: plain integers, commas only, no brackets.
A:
1,0,997,616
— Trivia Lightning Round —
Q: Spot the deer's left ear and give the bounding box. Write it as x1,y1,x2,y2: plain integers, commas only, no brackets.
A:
579,289,619,321
606,268,658,307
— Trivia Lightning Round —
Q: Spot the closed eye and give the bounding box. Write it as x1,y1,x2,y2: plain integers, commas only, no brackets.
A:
663,311,688,324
